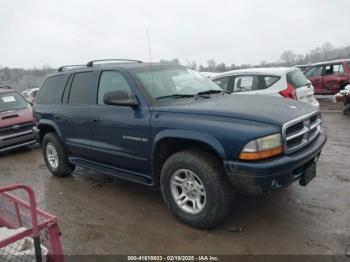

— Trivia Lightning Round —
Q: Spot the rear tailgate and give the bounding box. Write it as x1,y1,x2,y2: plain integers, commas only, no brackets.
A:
287,69,319,107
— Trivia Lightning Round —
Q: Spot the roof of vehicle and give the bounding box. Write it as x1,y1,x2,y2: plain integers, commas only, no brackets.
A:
200,72,220,78
55,61,183,74
294,64,310,67
211,67,295,79
310,59,350,66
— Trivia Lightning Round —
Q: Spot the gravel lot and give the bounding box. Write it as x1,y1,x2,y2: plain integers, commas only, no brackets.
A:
1,98,349,256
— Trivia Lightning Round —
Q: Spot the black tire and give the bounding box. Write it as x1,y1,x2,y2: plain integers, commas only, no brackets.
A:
160,149,234,228
42,132,75,177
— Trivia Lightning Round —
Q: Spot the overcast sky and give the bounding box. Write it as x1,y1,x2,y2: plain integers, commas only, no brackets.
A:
0,0,349,68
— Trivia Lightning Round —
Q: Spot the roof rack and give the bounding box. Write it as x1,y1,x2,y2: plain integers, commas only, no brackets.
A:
57,65,87,72
86,59,143,67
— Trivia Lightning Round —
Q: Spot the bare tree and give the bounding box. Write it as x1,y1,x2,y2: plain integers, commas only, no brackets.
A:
280,50,296,66
171,58,180,65
215,63,226,72
321,42,333,60
309,47,323,63
259,60,267,67
207,59,216,71
186,60,197,70
295,54,305,65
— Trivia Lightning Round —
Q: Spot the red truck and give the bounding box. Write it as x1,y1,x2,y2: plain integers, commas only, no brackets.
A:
0,86,36,153
304,59,350,95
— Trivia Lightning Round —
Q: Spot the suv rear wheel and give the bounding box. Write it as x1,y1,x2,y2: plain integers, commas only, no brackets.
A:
160,149,234,228
42,132,75,177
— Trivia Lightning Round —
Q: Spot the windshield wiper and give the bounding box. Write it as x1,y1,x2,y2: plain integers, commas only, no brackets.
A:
196,90,229,96
155,94,195,100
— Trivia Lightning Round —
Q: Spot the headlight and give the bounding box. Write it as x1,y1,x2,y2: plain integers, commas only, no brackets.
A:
239,133,283,161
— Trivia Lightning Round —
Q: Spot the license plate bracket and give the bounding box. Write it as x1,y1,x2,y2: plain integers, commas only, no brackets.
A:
300,161,317,186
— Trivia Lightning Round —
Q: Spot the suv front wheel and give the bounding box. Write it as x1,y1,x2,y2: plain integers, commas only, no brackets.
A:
160,149,234,228
42,132,75,177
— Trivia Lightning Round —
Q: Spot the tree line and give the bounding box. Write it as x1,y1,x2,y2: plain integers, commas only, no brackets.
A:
0,64,53,92
1,42,350,92
164,42,350,72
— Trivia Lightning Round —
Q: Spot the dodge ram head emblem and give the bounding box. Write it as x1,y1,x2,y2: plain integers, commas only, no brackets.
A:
12,124,21,130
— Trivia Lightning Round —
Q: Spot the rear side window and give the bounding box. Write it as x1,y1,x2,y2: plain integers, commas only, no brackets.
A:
68,72,94,105
37,75,65,104
233,75,258,92
287,69,309,88
261,76,280,89
332,64,344,74
323,64,344,75
213,76,231,91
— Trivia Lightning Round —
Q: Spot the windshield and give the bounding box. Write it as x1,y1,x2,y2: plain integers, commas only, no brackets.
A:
0,92,29,112
135,68,222,99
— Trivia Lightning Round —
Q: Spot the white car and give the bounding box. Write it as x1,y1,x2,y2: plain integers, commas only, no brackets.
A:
21,88,39,104
211,67,319,108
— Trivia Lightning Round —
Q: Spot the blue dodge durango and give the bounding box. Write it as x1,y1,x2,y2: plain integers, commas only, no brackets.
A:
33,59,327,228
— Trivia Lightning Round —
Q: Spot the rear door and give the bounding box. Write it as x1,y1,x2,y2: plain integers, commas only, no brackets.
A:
286,69,318,107
304,66,323,94
322,63,348,94
55,71,97,158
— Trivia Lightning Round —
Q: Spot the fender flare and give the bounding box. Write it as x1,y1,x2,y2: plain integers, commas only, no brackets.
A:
38,119,64,144
152,129,227,159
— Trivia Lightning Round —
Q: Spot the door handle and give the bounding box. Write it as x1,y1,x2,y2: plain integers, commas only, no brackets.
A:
91,116,100,123
54,115,60,121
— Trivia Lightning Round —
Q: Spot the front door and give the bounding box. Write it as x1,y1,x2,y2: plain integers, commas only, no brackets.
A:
90,70,151,174
305,66,323,94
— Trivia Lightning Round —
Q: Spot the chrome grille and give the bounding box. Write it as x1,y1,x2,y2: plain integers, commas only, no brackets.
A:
282,112,322,154
0,122,33,137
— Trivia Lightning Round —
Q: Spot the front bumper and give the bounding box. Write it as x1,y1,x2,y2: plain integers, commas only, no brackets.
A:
0,130,36,153
224,130,327,195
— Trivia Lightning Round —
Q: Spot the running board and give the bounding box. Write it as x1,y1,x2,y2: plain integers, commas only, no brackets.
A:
68,157,154,186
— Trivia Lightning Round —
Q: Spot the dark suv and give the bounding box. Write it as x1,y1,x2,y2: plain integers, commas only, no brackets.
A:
33,59,327,228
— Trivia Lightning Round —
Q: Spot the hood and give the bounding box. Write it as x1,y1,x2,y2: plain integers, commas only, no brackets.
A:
0,106,33,128
152,94,318,126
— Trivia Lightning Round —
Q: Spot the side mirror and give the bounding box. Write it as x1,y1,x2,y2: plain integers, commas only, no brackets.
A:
103,91,138,107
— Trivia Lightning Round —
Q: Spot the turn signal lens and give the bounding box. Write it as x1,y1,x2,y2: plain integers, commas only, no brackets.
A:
239,146,283,160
